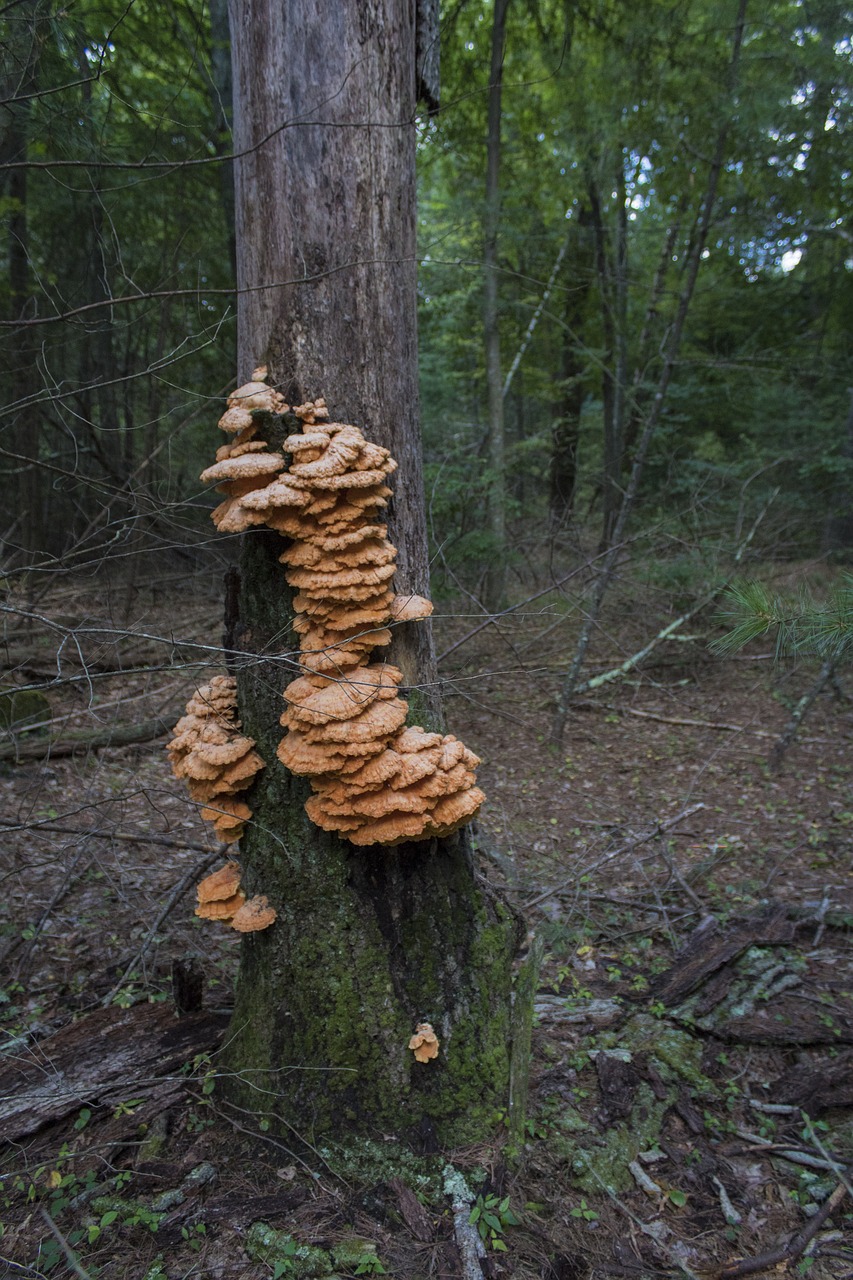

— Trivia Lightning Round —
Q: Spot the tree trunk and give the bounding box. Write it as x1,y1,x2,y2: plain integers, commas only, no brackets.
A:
620,201,684,461
224,0,521,1147
587,163,628,553
482,0,510,612
549,208,594,527
1,0,44,561
209,0,236,274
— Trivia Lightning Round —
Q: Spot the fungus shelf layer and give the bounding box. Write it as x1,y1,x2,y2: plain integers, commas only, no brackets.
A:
271,400,485,846
184,372,485,848
167,675,264,843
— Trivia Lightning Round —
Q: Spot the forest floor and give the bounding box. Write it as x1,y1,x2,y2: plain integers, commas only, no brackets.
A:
0,561,851,1280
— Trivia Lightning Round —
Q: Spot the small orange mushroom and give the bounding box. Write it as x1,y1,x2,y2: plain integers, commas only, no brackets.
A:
408,1022,440,1063
231,894,277,932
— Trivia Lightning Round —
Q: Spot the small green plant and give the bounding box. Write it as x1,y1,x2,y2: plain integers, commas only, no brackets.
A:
569,1198,598,1223
88,1208,119,1243
270,1241,300,1278
182,1222,207,1252
468,1193,519,1252
352,1252,387,1275
112,1098,145,1119
186,1107,215,1133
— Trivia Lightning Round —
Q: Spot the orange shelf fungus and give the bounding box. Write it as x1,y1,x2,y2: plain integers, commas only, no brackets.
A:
167,675,264,843
271,414,484,845
195,860,246,920
231,894,277,932
205,366,293,531
193,375,485,849
194,864,276,932
408,1022,440,1063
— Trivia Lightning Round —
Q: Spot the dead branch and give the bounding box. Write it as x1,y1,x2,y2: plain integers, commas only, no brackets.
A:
586,701,831,744
40,1209,94,1280
524,802,705,910
770,658,836,770
572,588,718,695
0,713,179,761
3,854,94,975
436,540,629,665
0,819,214,854
100,847,226,1007
718,1180,848,1278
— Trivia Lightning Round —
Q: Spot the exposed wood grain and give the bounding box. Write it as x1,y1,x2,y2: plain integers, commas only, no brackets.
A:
652,908,796,1007
0,1004,229,1142
228,0,434,696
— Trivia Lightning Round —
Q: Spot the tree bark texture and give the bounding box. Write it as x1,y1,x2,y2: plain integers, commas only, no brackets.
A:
224,0,521,1146
230,0,432,690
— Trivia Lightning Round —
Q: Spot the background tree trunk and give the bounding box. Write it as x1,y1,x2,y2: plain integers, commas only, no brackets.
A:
482,0,510,611
549,212,594,527
224,0,521,1146
1,0,44,562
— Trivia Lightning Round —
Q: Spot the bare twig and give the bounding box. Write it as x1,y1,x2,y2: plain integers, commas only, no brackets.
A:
769,659,836,770
588,702,830,743
503,226,571,399
39,1209,94,1280
719,1180,848,1278
436,541,628,664
800,1113,853,1199
216,1096,349,1190
524,802,705,910
0,714,179,762
100,847,225,1006
572,588,719,696
0,819,214,854
6,855,94,976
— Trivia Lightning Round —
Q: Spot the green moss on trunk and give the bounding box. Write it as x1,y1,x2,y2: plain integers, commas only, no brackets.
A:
220,527,522,1147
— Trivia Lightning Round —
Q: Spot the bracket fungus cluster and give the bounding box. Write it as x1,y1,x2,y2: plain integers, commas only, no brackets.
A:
195,860,277,932
200,366,295,535
271,403,486,846
167,675,264,842
180,370,485,850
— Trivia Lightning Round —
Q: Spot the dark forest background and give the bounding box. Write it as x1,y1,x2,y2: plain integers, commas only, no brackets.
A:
2,0,850,601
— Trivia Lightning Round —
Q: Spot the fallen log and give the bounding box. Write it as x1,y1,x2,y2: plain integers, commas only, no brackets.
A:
651,908,796,1007
0,712,179,762
0,1002,230,1142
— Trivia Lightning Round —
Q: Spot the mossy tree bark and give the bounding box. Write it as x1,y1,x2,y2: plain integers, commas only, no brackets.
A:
222,0,522,1147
